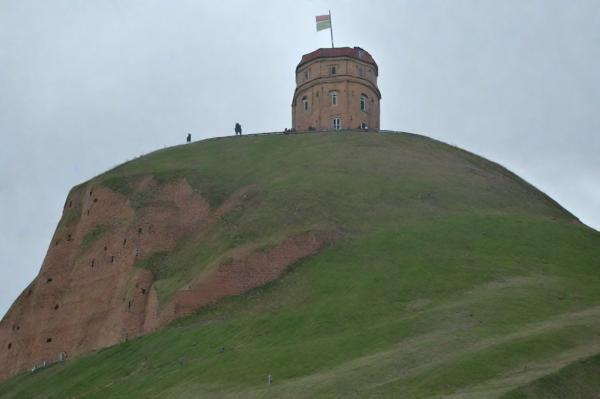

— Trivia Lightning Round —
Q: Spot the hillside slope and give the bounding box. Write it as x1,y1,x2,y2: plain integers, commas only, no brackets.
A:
1,131,599,398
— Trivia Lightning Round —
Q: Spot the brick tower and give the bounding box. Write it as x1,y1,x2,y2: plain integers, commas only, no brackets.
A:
292,47,381,132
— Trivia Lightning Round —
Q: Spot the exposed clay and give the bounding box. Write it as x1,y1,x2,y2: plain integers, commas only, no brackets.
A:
155,231,334,325
0,178,333,381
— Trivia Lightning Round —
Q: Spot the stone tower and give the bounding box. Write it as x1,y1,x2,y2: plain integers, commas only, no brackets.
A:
292,47,381,132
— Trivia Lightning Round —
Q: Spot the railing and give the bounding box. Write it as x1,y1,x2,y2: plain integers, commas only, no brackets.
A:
30,352,67,373
214,128,414,137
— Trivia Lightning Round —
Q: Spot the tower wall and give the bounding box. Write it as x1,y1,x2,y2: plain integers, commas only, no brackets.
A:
292,47,381,131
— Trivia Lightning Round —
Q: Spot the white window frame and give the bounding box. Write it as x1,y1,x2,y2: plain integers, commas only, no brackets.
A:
330,65,337,75
303,98,309,112
330,91,338,106
360,95,368,112
304,69,310,81
332,117,341,130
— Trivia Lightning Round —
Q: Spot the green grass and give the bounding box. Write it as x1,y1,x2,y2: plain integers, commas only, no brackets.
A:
1,131,598,398
502,353,600,399
80,224,110,251
101,175,138,197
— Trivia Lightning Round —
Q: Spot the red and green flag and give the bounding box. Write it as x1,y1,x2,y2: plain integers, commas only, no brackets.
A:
316,14,331,31
316,11,335,48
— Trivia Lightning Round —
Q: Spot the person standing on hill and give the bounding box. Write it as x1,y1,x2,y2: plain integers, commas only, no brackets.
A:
186,133,191,143
235,123,242,136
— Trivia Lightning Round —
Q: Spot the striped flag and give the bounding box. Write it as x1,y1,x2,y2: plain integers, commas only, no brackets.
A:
316,14,331,31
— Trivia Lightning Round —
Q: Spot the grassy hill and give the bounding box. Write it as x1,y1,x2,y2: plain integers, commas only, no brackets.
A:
1,131,599,398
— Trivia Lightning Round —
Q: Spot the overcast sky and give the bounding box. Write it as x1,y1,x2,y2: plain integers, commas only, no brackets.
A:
1,0,599,318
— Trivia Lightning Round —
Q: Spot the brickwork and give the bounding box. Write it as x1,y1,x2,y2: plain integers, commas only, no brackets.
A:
292,47,381,131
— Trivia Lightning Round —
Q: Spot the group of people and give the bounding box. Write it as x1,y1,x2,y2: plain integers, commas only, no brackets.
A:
186,123,243,143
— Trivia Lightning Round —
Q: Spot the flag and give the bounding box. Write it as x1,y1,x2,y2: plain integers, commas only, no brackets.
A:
316,14,331,31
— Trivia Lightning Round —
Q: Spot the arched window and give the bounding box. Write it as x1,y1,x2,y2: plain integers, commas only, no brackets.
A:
330,91,338,106
302,96,309,112
360,95,368,112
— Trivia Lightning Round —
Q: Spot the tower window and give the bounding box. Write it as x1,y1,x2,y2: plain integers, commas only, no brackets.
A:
357,66,365,77
330,65,337,75
303,69,310,81
330,91,338,106
360,95,368,112
302,96,309,112
332,118,341,130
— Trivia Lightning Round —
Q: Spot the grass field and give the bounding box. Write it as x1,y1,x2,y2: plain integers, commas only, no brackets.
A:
1,131,598,398
503,353,600,398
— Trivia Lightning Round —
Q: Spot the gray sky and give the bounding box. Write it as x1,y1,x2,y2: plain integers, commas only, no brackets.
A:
1,0,599,318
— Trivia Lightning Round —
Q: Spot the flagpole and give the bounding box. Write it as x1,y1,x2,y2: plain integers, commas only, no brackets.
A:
329,10,334,48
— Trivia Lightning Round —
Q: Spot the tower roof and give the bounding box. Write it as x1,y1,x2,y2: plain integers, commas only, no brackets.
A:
296,47,378,74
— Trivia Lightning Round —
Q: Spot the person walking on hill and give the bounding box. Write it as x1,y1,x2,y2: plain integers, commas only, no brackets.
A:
186,133,191,143
235,122,242,136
